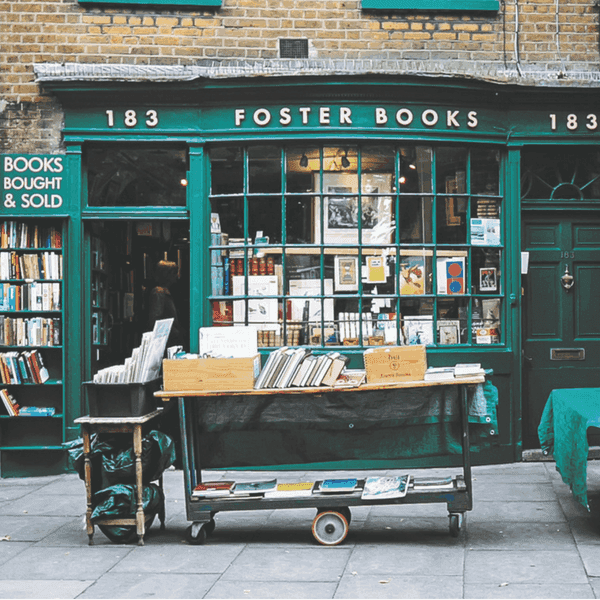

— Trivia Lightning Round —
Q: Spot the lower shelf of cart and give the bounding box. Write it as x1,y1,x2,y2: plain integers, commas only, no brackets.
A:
188,477,468,513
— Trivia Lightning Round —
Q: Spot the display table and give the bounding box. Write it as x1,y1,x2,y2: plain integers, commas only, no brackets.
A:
74,409,166,545
538,388,600,510
156,376,496,545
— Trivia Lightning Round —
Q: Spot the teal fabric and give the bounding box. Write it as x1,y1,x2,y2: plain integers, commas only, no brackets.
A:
538,388,600,510
194,381,498,468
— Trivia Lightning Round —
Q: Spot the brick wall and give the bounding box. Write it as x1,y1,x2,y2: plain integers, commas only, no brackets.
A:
1,0,599,152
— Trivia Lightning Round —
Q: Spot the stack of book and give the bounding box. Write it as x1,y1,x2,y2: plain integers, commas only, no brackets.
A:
0,349,49,384
192,479,279,499
423,363,485,381
0,388,20,416
254,348,350,389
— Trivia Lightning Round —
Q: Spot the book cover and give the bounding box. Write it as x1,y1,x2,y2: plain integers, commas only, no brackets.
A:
233,479,278,496
454,363,484,377
192,481,236,497
18,406,56,417
317,478,359,493
321,353,350,387
264,482,315,498
333,369,366,388
361,475,411,500
291,353,315,387
424,367,456,381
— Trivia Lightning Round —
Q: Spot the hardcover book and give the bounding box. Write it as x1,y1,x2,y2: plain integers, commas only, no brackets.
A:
192,481,236,497
316,478,359,493
361,475,411,500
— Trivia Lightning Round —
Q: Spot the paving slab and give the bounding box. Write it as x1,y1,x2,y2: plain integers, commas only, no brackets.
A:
0,493,85,518
464,550,589,584
0,515,74,542
334,574,463,599
464,583,595,599
468,500,566,523
205,580,339,599
221,547,352,582
346,545,464,576
362,516,463,546
0,486,36,502
0,540,31,564
0,580,95,599
111,543,245,574
0,545,132,580
77,572,219,599
578,544,600,577
471,482,556,502
465,521,576,549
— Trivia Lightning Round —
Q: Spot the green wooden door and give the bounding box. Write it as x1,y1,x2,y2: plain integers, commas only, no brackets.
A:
522,214,600,447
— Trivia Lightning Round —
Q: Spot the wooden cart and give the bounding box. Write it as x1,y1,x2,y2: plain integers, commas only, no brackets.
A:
156,376,485,546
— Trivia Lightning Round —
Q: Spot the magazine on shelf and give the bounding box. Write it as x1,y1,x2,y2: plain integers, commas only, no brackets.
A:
361,475,411,500
423,367,456,382
232,479,278,497
316,478,359,494
192,481,236,498
412,476,455,490
264,482,316,498
453,363,485,378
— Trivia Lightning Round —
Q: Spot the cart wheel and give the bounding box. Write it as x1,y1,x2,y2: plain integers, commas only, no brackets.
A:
312,511,349,546
449,513,462,538
204,518,216,535
185,522,208,545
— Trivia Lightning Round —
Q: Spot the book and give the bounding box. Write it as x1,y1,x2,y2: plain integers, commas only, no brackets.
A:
275,347,310,389
333,369,366,388
192,481,236,498
264,481,316,498
18,406,56,417
298,355,320,387
232,479,278,496
309,352,335,387
291,353,315,387
412,476,455,490
424,367,456,382
454,363,484,377
0,388,19,416
321,352,350,386
266,347,295,388
254,346,287,389
316,478,359,493
361,475,411,500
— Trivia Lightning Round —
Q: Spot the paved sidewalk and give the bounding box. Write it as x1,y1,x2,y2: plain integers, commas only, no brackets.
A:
1,461,599,599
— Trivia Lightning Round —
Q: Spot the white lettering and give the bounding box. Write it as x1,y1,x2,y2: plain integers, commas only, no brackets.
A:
375,108,388,125
20,194,63,209
467,111,478,128
279,107,292,126
28,157,44,173
299,107,311,124
447,110,460,128
234,109,246,126
339,107,352,124
319,107,330,125
422,109,439,127
396,109,414,126
253,108,271,126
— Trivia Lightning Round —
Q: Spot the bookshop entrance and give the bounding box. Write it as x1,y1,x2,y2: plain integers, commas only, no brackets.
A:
86,219,190,378
521,212,600,448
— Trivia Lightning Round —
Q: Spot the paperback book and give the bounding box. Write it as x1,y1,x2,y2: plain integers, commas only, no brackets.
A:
316,478,359,494
192,481,236,498
232,479,278,496
264,482,315,498
361,475,411,500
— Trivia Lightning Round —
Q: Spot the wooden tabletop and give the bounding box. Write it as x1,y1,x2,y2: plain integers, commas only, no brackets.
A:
154,376,485,399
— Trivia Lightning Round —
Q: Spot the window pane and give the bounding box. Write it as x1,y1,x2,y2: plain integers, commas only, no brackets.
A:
399,196,433,244
472,148,500,195
249,145,281,194
87,146,187,207
400,146,432,194
210,146,243,195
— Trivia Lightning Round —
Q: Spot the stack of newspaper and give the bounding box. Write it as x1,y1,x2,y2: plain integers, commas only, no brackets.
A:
92,318,173,384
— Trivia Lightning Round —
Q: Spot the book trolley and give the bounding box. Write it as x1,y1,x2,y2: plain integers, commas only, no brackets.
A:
156,374,487,546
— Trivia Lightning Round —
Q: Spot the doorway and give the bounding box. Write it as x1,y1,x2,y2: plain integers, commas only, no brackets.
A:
86,219,190,379
521,213,600,447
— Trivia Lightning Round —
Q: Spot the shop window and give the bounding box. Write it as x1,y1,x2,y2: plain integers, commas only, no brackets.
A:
86,146,188,207
209,143,504,348
362,0,499,11
521,147,600,201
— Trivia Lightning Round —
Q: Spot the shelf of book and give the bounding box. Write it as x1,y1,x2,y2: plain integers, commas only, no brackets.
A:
0,218,67,477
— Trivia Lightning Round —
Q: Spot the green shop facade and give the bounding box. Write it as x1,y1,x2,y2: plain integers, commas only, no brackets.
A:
2,72,600,477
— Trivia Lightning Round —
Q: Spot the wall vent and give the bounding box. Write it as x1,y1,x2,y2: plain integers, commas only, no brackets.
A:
279,39,309,59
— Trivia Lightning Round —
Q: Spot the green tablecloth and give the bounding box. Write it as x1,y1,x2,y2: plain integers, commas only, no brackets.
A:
538,388,600,510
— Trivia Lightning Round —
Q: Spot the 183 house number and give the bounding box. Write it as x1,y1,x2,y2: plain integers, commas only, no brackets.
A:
549,113,598,131
106,110,159,128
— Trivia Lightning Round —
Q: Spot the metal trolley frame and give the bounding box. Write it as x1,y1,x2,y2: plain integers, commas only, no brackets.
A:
156,376,484,546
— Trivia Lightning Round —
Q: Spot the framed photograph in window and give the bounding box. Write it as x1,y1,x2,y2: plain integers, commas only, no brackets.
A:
479,267,497,292
313,172,393,244
334,255,359,292
437,319,461,345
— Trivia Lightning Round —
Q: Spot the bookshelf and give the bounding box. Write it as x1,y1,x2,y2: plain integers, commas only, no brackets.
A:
0,219,66,475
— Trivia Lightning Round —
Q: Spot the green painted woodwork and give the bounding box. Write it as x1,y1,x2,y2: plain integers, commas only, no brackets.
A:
522,215,600,448
78,0,221,6
362,0,499,10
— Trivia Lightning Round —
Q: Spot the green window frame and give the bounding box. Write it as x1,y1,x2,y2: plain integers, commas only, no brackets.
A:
362,0,499,11
77,0,221,6
208,143,505,350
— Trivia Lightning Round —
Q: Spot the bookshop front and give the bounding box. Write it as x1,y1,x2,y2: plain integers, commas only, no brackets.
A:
3,71,600,475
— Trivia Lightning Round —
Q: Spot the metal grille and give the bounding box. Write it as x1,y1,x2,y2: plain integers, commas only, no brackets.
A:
279,39,309,59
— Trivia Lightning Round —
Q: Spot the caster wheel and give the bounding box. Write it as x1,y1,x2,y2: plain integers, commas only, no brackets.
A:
185,522,208,545
312,511,349,546
449,513,462,538
204,518,216,535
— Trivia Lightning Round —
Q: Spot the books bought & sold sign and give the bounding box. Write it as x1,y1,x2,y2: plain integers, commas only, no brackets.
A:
2,155,66,212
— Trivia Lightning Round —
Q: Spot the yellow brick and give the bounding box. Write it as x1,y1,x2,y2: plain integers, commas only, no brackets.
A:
404,31,431,40
155,17,179,27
